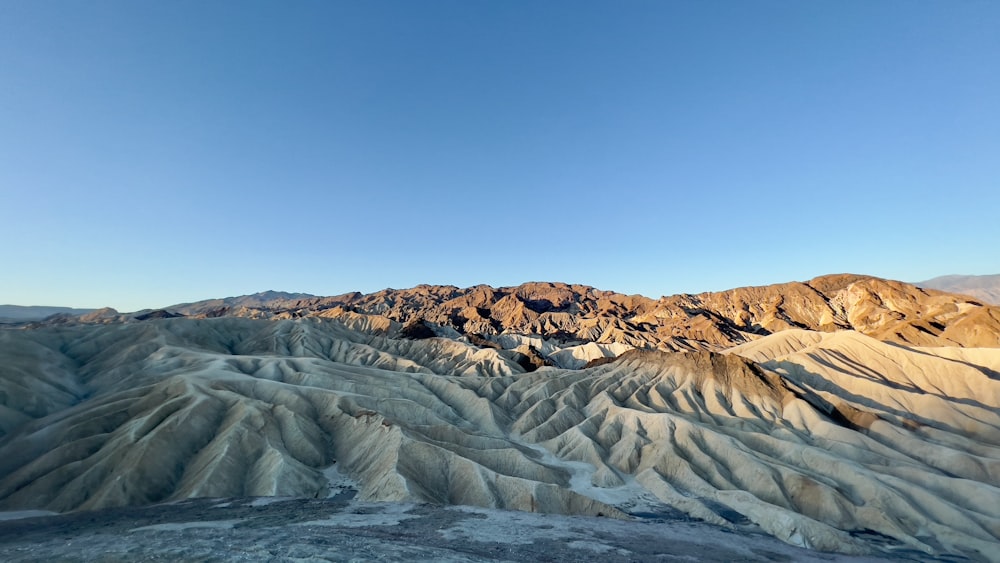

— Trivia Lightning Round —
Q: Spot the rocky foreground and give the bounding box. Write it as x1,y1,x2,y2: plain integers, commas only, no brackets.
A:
0,496,896,562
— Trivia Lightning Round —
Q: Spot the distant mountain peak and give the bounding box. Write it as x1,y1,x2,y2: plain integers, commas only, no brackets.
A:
250,290,316,299
916,274,1000,305
0,305,97,322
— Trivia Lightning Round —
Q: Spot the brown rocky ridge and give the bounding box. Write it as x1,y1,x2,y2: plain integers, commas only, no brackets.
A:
162,274,1000,352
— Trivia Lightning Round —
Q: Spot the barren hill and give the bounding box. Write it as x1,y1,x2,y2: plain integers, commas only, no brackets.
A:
168,274,1000,350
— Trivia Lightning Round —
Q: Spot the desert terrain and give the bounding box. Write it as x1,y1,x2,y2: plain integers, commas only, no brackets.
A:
1,274,998,561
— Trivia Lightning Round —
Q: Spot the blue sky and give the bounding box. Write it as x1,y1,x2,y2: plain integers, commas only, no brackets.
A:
2,1,998,311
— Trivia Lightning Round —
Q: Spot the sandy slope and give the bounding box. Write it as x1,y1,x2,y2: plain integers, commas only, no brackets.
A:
0,318,998,560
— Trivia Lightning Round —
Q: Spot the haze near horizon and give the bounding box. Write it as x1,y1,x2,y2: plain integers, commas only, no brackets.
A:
2,1,998,311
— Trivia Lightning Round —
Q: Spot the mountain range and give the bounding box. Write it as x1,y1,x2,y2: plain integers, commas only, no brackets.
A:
0,305,96,323
917,274,1000,305
1,273,998,560
19,273,1000,352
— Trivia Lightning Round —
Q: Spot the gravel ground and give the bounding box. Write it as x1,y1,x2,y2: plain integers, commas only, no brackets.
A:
0,497,944,562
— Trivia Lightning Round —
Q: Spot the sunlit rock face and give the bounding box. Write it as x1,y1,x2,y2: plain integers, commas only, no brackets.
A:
26,274,1000,351
1,313,999,560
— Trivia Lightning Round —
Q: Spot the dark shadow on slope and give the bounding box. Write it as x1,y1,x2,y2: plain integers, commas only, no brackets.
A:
400,319,436,340
135,310,185,321
793,352,999,412
769,360,1000,443
508,346,551,372
882,340,1000,382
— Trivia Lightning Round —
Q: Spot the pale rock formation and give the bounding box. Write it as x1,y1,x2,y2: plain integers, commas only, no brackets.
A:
1,318,998,559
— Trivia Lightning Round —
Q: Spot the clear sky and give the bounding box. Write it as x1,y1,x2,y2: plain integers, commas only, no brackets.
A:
2,1,998,311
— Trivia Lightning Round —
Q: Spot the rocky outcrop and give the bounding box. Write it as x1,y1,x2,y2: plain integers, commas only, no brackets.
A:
400,319,436,340
134,310,184,321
